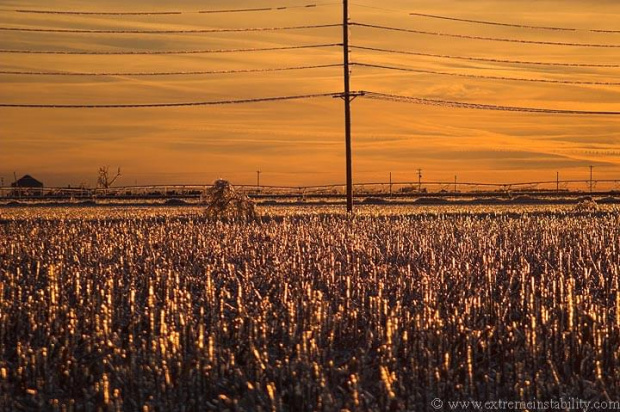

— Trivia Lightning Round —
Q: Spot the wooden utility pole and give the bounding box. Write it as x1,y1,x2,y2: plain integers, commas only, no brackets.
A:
389,172,392,197
256,170,261,191
417,169,422,192
556,171,559,192
589,165,593,193
343,0,353,212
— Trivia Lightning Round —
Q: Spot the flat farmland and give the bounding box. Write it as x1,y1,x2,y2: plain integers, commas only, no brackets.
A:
1,206,619,411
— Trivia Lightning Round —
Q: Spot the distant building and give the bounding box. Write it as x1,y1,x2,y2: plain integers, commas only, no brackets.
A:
11,174,44,196
12,175,44,188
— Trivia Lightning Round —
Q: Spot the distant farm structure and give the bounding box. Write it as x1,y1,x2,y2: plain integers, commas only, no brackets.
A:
10,174,44,196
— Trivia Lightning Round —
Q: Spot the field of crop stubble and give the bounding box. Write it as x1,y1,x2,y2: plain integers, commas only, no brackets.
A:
1,206,619,411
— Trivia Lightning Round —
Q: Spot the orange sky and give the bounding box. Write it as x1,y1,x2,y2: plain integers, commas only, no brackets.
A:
1,0,620,189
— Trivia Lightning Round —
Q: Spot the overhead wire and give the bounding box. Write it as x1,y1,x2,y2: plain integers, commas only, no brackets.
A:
199,3,337,14
0,23,340,34
350,3,620,34
349,3,409,14
353,62,620,86
3,4,619,117
0,93,340,108
361,91,620,115
13,10,185,16
0,64,342,77
7,3,338,16
350,22,620,48
409,12,573,32
0,43,342,55
349,45,620,68
4,90,619,115
409,12,620,34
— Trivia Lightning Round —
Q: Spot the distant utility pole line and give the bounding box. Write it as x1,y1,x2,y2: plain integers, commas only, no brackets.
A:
589,165,594,193
417,169,423,192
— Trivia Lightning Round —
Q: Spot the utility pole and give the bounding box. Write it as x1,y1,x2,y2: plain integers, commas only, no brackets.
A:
454,175,457,193
417,169,422,192
256,170,261,191
389,172,392,197
343,0,353,212
589,165,593,193
556,171,559,193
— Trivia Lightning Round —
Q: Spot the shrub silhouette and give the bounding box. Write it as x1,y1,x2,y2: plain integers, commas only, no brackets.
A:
203,179,256,219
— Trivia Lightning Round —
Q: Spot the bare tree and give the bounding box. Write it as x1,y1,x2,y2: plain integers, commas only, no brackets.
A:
97,166,121,189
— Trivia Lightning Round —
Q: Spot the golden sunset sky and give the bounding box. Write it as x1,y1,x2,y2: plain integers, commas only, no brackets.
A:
1,0,620,188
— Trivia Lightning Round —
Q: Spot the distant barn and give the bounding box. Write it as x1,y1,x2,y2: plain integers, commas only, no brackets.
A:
12,175,44,188
11,175,44,196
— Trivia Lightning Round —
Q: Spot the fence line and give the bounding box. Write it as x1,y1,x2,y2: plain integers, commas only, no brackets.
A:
1,179,619,199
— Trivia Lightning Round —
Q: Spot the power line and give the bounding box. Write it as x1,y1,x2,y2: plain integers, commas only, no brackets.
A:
8,3,337,16
0,43,342,55
409,12,620,34
592,29,620,34
350,22,620,48
349,45,620,68
13,9,185,16
361,91,620,115
349,3,620,34
200,3,337,14
409,12,572,32
0,23,340,34
349,3,409,14
0,92,339,108
0,64,342,77
353,62,620,86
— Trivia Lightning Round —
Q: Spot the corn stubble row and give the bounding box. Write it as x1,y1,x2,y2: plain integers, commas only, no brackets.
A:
1,211,619,411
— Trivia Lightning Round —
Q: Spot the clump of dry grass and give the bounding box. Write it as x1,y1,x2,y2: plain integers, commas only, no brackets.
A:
575,198,598,212
203,180,256,220
0,209,619,410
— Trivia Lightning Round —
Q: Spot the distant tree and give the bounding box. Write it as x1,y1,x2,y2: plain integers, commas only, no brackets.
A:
97,166,121,189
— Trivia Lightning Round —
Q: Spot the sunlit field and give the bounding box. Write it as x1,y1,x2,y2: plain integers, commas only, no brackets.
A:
1,206,619,411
